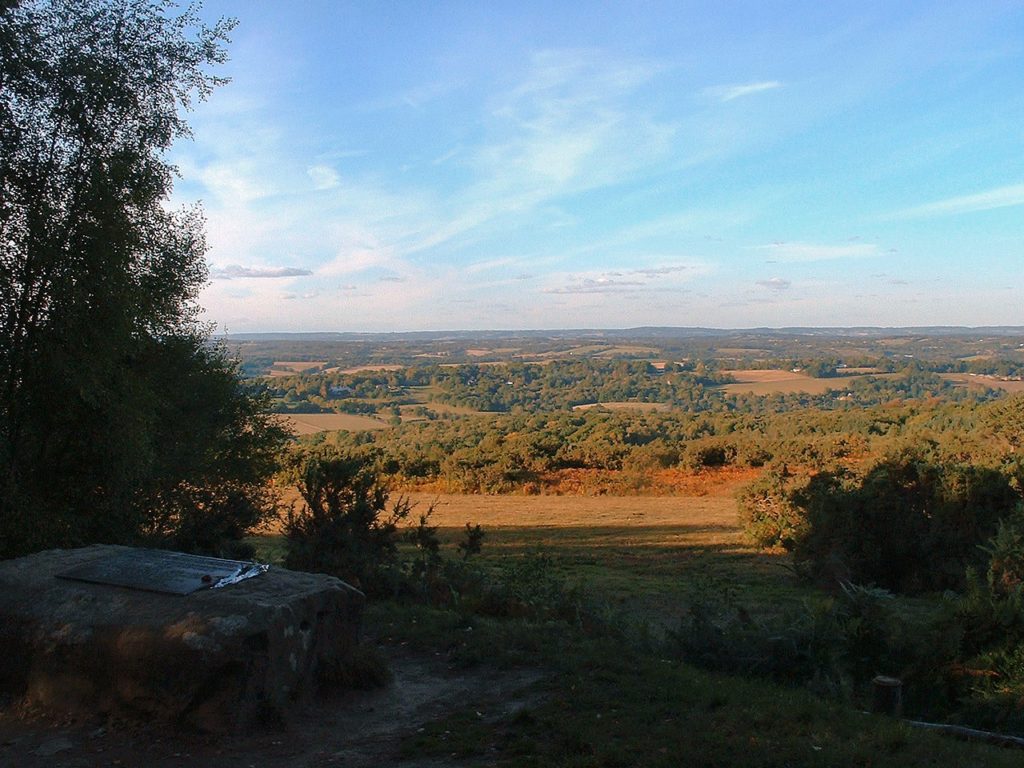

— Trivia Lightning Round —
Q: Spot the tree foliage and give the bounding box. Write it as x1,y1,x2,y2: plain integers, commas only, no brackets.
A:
0,1,285,557
771,454,1020,593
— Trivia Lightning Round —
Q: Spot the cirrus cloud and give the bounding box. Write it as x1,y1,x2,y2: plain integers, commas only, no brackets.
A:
705,80,782,102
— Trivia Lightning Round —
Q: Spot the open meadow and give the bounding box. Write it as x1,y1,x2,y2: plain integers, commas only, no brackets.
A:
278,413,389,435
401,487,802,624
718,368,894,395
266,360,327,377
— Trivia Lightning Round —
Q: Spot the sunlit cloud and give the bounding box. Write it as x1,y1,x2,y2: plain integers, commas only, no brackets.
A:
542,261,704,296
544,277,647,295
210,264,313,279
756,277,791,291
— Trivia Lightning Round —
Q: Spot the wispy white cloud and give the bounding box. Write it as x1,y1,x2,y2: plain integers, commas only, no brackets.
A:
633,265,693,278
756,242,879,262
542,261,705,296
544,277,647,295
210,264,313,279
705,80,782,102
887,183,1024,219
466,257,517,274
462,49,674,204
361,78,465,111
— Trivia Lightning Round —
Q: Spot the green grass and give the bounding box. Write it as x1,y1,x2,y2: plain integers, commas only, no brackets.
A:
372,602,1022,767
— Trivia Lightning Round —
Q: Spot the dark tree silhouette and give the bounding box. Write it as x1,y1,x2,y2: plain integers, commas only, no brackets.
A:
0,1,286,557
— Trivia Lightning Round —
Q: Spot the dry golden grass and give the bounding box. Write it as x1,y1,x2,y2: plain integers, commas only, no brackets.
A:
278,413,389,435
262,467,804,622
719,369,894,395
405,467,752,531
405,492,737,533
270,468,752,531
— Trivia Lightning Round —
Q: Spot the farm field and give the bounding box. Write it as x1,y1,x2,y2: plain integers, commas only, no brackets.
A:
336,364,405,374
719,368,891,395
279,412,388,435
571,401,671,412
941,372,1024,392
399,402,486,420
266,360,327,377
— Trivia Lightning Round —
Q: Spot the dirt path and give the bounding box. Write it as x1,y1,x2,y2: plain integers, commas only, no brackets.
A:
0,644,543,768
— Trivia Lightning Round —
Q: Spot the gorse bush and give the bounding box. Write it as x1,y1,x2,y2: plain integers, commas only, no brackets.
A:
283,449,490,603
284,452,411,595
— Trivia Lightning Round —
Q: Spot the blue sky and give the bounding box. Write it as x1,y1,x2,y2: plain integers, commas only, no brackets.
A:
171,1,1024,332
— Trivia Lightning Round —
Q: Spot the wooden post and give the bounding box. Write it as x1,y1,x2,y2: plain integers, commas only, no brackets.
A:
871,675,902,717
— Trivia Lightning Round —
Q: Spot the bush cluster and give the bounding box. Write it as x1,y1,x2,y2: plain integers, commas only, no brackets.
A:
741,452,1021,593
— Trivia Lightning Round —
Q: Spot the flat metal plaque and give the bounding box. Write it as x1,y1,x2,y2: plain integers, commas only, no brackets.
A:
57,549,261,595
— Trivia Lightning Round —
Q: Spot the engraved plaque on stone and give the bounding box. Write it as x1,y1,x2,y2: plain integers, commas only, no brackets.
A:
57,548,259,595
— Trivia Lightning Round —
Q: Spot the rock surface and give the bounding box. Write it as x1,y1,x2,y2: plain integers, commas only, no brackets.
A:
0,545,364,732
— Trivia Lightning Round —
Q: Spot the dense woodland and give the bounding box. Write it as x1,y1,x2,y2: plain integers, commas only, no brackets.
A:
255,358,1013,415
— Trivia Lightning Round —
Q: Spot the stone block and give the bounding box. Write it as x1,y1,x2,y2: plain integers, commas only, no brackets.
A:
0,545,364,732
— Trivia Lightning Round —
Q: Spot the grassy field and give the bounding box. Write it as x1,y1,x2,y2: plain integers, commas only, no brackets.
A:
336,363,406,374
278,412,389,434
719,369,892,395
402,488,802,624
266,360,327,377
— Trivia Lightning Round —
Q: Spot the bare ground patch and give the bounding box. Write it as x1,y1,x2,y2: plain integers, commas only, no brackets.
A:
0,644,544,768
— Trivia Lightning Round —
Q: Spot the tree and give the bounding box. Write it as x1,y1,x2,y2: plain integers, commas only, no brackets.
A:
0,1,286,557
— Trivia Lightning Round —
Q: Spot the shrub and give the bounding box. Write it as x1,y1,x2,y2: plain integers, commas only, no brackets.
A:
284,453,410,595
791,454,1019,592
738,465,809,550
